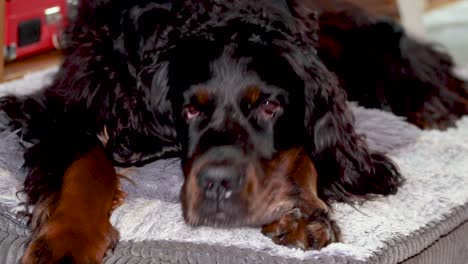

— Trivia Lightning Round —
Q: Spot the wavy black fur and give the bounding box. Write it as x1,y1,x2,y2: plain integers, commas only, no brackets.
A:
314,0,468,129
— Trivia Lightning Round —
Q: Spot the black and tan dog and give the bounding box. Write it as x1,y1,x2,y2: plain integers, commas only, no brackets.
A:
1,0,466,263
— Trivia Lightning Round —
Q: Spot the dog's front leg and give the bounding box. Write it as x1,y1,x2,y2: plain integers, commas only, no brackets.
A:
21,145,123,264
262,148,341,250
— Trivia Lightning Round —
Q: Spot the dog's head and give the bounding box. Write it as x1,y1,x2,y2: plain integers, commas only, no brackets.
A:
172,43,306,226
137,0,339,227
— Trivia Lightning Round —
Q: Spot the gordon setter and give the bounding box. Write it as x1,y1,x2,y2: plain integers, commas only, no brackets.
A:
1,0,467,262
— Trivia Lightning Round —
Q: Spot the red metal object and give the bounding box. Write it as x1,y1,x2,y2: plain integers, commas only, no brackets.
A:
4,0,68,61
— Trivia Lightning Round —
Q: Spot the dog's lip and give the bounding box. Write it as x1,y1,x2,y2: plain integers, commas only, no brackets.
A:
194,203,294,228
190,214,245,228
214,211,228,219
190,204,250,227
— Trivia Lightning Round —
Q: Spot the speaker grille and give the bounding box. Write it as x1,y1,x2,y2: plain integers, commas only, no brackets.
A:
18,19,42,47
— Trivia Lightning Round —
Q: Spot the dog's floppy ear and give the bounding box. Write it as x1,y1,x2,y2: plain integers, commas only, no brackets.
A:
171,0,187,12
104,5,179,166
286,48,403,201
106,57,179,166
171,0,213,14
287,0,320,46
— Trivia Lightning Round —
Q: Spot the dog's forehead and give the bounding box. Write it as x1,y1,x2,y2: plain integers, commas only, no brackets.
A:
183,51,285,103
205,53,260,94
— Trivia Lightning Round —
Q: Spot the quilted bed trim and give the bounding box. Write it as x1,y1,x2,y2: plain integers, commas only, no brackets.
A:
1,201,468,264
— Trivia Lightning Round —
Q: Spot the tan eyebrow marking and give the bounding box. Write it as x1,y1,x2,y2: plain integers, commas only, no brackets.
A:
195,89,211,105
243,86,261,105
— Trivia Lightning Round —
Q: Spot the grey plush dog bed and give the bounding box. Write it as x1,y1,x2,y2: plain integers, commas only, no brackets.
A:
1,69,468,264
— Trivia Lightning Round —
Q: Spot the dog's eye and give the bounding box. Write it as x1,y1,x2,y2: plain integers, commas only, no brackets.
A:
183,105,201,121
259,100,280,119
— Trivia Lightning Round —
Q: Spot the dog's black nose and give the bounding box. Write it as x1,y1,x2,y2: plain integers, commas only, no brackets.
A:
198,165,241,200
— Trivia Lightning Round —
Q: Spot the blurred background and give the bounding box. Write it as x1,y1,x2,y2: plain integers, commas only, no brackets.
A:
347,0,468,67
0,0,467,82
424,0,468,67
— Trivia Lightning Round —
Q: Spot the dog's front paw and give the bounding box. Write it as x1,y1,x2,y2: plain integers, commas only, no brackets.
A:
262,208,340,250
21,217,119,264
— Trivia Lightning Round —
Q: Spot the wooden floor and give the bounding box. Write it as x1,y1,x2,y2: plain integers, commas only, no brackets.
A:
2,50,62,83
428,0,459,9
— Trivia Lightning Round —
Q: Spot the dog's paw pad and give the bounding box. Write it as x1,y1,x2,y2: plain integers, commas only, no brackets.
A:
262,208,340,250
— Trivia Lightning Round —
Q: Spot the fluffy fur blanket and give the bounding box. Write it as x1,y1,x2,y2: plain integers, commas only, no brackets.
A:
1,69,467,263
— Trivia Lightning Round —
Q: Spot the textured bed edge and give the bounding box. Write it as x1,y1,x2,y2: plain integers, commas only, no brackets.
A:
2,202,468,264
370,203,468,264
0,204,357,264
402,220,468,264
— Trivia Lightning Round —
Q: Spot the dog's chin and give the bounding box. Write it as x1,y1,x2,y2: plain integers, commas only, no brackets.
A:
184,200,295,228
186,215,268,228
184,211,249,228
